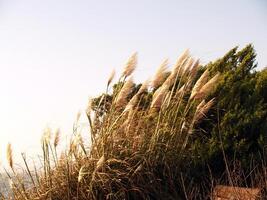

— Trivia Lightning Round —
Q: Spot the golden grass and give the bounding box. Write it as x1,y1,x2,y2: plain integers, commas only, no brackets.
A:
6,143,13,170
1,51,240,200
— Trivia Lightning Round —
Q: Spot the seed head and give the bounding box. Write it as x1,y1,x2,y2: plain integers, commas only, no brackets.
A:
190,68,210,100
151,85,169,109
151,59,169,88
7,143,13,170
54,128,60,148
122,52,137,78
107,69,116,87
194,73,220,100
115,77,134,108
172,49,190,75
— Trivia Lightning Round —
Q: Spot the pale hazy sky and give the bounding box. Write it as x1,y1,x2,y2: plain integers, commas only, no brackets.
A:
0,0,266,165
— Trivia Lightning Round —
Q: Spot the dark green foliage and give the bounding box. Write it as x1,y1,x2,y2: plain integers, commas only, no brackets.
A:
85,45,267,198
194,44,267,177
85,46,267,198
92,45,267,185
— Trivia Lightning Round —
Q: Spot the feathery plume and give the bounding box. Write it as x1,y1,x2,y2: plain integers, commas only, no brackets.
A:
190,68,210,100
53,128,60,148
194,73,220,100
189,59,200,78
161,72,175,89
115,77,134,108
184,98,215,148
42,126,52,145
151,85,169,109
196,99,206,113
152,85,163,102
124,93,138,112
186,98,215,139
137,79,150,95
151,59,169,88
122,52,137,78
107,69,116,87
125,79,149,109
123,80,149,112
161,52,189,89
172,49,190,74
181,57,194,75
193,98,215,123
7,143,13,170
162,52,190,89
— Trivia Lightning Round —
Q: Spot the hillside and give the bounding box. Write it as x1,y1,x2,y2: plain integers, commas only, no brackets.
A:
2,45,267,199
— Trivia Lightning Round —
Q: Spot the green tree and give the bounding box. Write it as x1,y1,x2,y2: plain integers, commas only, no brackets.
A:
195,45,267,175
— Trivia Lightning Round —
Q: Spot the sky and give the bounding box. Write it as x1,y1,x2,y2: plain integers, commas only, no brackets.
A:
0,0,266,166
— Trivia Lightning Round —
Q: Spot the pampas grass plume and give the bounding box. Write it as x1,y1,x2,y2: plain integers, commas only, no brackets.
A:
194,73,220,100
122,52,137,78
7,143,13,170
107,69,116,87
42,126,52,145
189,59,200,78
172,49,190,74
151,59,169,88
190,68,210,100
123,80,149,112
151,85,168,109
115,77,134,108
54,128,60,148
182,57,194,75
194,98,215,123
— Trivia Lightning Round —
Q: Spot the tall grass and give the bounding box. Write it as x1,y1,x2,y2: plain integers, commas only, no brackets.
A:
2,51,265,199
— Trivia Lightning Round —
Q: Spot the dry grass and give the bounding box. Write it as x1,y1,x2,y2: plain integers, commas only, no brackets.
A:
2,51,265,200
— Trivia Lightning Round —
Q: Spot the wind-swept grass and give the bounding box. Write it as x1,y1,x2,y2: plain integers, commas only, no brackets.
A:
2,50,266,199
